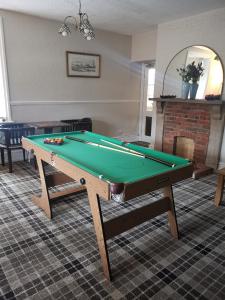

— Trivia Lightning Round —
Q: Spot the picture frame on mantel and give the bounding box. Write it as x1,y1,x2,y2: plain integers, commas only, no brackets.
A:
66,51,101,78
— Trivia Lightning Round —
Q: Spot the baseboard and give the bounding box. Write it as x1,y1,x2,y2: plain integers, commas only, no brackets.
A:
114,135,140,142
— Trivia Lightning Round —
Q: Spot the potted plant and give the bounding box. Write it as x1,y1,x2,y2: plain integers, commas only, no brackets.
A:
188,61,204,99
177,61,204,99
176,65,192,99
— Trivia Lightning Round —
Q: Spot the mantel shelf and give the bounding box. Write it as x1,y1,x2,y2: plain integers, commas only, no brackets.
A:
149,98,225,105
150,98,225,119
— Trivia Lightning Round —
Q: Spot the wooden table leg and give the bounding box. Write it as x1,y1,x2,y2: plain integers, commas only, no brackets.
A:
87,189,112,281
163,185,179,239
33,158,52,219
215,174,224,207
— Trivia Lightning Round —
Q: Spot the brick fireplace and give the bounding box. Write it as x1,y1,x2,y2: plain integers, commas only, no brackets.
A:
163,102,210,165
153,98,225,177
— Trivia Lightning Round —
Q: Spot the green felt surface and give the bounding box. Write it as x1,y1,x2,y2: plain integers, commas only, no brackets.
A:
25,131,191,184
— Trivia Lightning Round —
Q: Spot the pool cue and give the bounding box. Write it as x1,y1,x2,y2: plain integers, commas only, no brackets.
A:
101,139,152,157
65,136,175,168
101,139,176,168
64,136,144,158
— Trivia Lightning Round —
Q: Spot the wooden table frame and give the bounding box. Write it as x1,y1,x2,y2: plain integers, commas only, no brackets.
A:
22,138,193,281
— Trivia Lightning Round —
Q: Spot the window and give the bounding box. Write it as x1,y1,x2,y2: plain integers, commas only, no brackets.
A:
0,17,10,121
0,59,7,120
147,67,155,111
145,116,152,136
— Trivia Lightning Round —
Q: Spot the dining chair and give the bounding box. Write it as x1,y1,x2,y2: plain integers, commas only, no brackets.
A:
61,118,92,132
0,126,35,172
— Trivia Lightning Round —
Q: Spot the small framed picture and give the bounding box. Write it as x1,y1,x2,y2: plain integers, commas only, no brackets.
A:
66,51,101,78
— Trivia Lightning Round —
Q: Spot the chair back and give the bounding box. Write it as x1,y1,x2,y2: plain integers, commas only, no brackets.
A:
0,122,25,128
0,126,35,147
61,118,92,132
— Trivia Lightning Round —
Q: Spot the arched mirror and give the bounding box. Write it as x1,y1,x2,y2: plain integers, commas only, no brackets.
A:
162,46,224,100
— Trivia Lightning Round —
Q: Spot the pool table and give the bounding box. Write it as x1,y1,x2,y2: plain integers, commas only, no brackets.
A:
22,131,193,280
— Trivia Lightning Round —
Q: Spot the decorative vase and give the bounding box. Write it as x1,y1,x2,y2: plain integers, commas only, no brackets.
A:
181,82,190,99
190,83,199,99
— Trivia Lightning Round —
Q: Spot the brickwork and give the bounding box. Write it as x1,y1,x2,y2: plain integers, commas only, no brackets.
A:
163,103,210,164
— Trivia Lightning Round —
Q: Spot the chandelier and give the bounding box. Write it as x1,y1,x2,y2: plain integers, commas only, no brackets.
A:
58,0,95,40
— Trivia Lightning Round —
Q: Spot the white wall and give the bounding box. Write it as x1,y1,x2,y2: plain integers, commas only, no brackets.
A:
154,8,225,167
131,26,157,62
154,8,225,98
0,10,141,137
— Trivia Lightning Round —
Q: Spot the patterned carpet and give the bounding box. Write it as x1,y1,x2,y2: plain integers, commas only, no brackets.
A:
0,162,225,300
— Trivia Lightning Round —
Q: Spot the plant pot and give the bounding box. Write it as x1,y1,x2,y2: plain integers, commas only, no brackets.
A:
181,82,190,99
190,83,199,99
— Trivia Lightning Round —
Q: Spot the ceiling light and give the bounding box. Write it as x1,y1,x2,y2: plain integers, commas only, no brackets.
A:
58,0,95,40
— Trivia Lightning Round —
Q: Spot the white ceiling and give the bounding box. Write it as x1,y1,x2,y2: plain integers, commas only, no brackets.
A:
0,0,225,35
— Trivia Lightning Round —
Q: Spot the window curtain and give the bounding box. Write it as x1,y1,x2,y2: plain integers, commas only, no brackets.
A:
0,16,11,121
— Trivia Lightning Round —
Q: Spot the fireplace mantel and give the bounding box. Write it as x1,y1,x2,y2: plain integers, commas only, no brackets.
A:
150,98,224,105
153,98,225,172
150,98,225,119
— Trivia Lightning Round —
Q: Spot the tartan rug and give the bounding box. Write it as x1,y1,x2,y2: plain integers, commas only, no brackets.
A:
0,162,225,300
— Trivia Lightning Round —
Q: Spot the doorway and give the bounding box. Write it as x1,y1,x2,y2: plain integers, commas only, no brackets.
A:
139,62,156,144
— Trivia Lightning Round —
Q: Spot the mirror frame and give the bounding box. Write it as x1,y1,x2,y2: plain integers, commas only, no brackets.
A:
162,45,224,99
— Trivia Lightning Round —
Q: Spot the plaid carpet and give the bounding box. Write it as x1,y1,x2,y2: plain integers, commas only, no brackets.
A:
0,162,225,300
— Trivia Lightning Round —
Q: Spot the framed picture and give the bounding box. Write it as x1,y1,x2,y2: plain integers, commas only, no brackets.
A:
66,51,101,78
